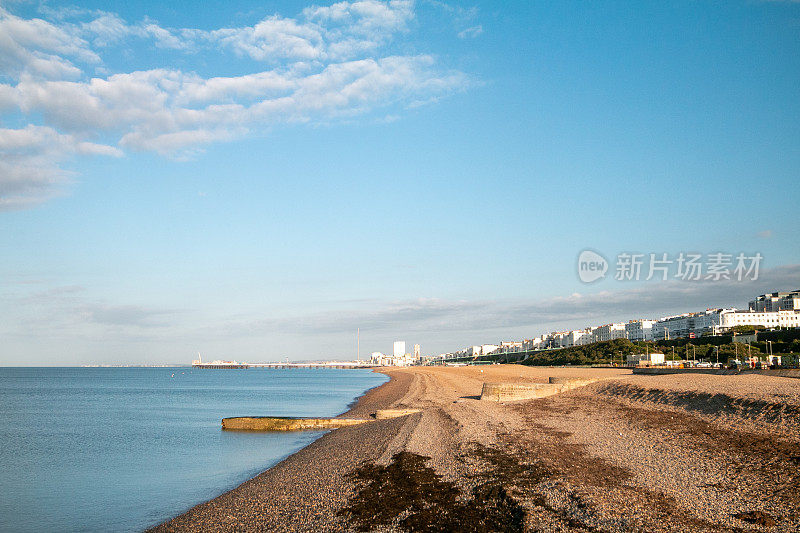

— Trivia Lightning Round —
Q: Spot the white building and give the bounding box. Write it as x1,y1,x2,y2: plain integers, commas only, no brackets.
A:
653,314,689,340
522,337,540,351
481,344,499,355
463,344,499,357
652,309,733,340
394,355,415,367
564,329,593,347
625,320,656,341
393,341,406,358
594,323,627,342
650,307,799,340
539,333,558,349
626,352,665,366
719,309,800,330
550,331,569,348
500,341,523,352
414,344,421,361
548,332,569,348
749,290,800,312
371,342,418,366
554,333,570,348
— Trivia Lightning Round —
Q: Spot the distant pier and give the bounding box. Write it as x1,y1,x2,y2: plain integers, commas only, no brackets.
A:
192,362,249,369
192,361,377,370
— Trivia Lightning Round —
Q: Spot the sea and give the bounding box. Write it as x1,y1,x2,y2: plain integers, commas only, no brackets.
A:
0,366,388,533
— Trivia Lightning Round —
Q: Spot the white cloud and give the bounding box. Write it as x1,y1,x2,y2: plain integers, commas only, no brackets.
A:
119,127,243,156
224,264,800,340
0,125,121,209
79,13,194,50
176,70,296,104
79,303,177,327
7,266,796,363
65,0,414,63
8,56,465,154
80,13,131,47
305,0,414,35
185,0,415,62
0,1,469,209
142,22,188,50
0,282,182,348
457,25,482,39
208,16,325,62
0,7,99,80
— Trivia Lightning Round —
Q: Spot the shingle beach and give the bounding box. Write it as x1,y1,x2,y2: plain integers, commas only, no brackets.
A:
152,366,800,532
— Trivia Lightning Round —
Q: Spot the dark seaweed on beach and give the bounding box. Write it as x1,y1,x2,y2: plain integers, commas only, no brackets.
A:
339,451,524,532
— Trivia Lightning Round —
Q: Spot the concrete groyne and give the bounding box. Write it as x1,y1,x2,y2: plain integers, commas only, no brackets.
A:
222,408,422,431
374,408,422,419
480,377,599,401
222,417,369,431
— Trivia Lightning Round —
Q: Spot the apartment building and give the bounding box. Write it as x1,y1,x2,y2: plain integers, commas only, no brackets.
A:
625,319,656,341
594,323,627,342
749,290,800,312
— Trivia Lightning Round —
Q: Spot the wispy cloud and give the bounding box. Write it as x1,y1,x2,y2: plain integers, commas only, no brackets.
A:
0,6,100,80
426,1,481,38
215,264,800,343
457,25,482,39
78,13,190,49
67,0,415,61
79,303,177,327
0,125,121,210
3,282,181,332
3,265,797,361
0,1,470,209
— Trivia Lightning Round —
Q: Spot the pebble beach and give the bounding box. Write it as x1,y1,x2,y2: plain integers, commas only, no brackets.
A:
152,366,800,532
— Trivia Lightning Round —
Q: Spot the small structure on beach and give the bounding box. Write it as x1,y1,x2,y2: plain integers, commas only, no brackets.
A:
626,353,665,367
222,409,422,431
480,377,599,402
222,417,368,431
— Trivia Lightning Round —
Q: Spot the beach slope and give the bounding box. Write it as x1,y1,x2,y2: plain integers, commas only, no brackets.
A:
153,366,800,532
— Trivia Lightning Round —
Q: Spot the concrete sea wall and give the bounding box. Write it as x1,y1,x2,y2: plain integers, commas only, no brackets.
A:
633,368,800,379
222,409,422,431
480,377,598,401
222,417,368,431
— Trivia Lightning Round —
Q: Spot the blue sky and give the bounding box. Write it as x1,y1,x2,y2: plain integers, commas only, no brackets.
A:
1,0,799,365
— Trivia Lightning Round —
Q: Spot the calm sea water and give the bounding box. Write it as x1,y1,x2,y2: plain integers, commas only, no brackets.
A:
0,367,387,533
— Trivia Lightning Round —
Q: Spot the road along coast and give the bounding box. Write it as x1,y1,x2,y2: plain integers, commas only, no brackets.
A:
152,365,800,532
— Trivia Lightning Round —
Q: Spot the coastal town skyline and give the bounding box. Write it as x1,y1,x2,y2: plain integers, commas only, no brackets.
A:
2,0,799,365
424,288,800,363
